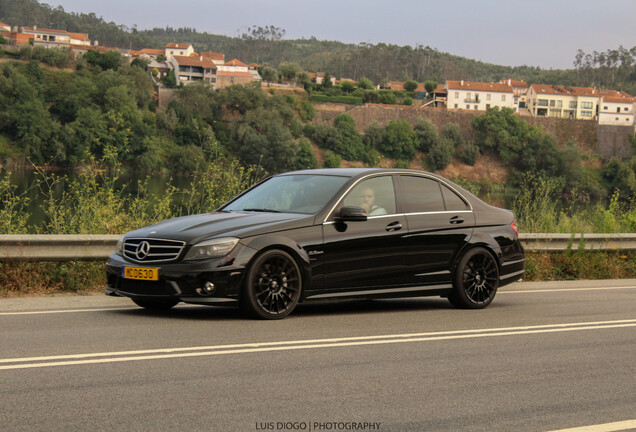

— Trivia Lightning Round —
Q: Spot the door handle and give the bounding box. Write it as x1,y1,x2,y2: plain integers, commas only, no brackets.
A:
385,221,402,232
449,216,464,224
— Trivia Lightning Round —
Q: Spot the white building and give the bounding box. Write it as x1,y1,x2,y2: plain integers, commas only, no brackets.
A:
598,93,634,126
165,43,194,58
446,80,514,111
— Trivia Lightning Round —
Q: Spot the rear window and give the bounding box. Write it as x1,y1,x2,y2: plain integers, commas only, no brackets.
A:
441,184,470,211
399,176,445,212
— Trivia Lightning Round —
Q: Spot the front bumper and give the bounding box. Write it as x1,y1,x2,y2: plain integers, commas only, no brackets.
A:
105,245,257,306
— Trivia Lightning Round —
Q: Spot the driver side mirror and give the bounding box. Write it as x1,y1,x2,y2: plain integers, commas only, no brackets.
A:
336,206,368,222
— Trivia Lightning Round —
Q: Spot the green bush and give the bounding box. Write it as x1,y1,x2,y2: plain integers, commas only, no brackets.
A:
403,97,413,106
427,137,454,171
323,150,341,168
380,119,417,160
456,140,480,165
413,118,438,152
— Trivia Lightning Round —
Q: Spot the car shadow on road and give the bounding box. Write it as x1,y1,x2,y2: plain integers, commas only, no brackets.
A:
107,297,455,321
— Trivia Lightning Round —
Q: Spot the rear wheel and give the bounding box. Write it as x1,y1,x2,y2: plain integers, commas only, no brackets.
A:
449,247,499,309
132,298,179,310
241,249,302,319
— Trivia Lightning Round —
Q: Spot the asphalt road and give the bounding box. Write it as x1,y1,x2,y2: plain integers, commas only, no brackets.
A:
1,279,635,432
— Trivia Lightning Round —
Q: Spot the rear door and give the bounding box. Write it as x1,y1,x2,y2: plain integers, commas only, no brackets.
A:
396,175,475,286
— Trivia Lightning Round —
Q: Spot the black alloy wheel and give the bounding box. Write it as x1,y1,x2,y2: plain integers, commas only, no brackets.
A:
242,249,302,319
449,247,499,309
132,298,179,310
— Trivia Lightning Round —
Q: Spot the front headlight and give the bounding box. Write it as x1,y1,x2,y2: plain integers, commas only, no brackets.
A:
183,237,239,261
115,237,124,256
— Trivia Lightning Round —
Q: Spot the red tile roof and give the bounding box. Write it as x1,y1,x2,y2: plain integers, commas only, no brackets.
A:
131,48,164,56
68,32,89,41
434,84,447,94
225,59,248,67
165,43,192,49
447,80,513,93
22,27,69,35
529,84,608,97
172,55,217,68
499,79,529,88
200,51,225,61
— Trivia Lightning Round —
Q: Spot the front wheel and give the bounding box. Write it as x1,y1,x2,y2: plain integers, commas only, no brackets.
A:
449,247,499,309
241,249,302,319
132,298,179,310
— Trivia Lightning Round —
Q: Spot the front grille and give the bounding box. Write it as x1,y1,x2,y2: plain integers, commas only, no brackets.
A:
123,238,186,263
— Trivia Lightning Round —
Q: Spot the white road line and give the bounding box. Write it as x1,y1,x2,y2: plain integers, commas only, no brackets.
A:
2,319,635,370
500,286,636,294
546,419,636,432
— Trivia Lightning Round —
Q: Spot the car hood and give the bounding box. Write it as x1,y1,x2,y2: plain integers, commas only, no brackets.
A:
123,211,315,244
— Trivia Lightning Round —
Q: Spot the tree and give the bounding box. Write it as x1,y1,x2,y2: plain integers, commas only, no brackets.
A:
403,80,417,92
358,77,373,90
440,123,463,149
413,118,438,152
260,66,278,86
332,114,364,160
295,137,317,169
279,62,301,81
340,80,355,94
156,54,167,62
380,120,417,160
424,80,438,94
363,121,385,150
380,92,396,104
322,72,333,89
427,137,454,171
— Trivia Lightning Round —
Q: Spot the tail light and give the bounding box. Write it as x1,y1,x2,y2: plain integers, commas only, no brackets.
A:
511,221,519,238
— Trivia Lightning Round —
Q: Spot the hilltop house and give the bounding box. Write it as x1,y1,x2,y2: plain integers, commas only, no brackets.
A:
499,79,529,108
597,92,634,126
165,43,194,58
168,55,217,85
216,59,259,88
527,85,600,120
446,80,514,111
21,26,71,48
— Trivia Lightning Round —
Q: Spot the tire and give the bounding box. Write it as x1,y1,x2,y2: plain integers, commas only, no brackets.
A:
449,247,499,309
132,298,179,310
241,249,302,319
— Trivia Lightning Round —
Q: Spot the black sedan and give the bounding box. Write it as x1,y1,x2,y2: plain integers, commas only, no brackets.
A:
106,168,525,319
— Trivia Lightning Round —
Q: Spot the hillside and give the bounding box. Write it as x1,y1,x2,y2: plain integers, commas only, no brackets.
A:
2,0,634,93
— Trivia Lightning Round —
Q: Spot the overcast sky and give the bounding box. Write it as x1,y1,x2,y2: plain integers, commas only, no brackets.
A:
50,0,636,70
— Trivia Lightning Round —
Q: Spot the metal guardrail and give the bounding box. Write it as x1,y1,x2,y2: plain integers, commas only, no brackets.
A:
0,233,635,262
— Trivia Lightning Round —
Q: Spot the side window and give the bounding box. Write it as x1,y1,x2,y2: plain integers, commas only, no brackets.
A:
441,184,469,211
342,176,396,216
399,176,444,212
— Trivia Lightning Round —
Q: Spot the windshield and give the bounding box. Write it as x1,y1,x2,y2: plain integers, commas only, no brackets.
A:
223,174,350,214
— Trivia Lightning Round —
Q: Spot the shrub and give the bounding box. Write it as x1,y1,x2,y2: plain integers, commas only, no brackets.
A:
380,120,417,160
380,92,397,105
403,97,413,106
323,150,341,168
413,118,438,152
295,137,318,169
427,137,454,171
363,121,385,150
440,123,463,148
403,80,418,92
456,140,480,165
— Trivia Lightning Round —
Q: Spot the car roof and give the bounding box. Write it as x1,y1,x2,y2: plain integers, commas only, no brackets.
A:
278,168,439,180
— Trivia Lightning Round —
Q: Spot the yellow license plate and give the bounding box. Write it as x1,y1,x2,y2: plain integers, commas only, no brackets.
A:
122,266,159,281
